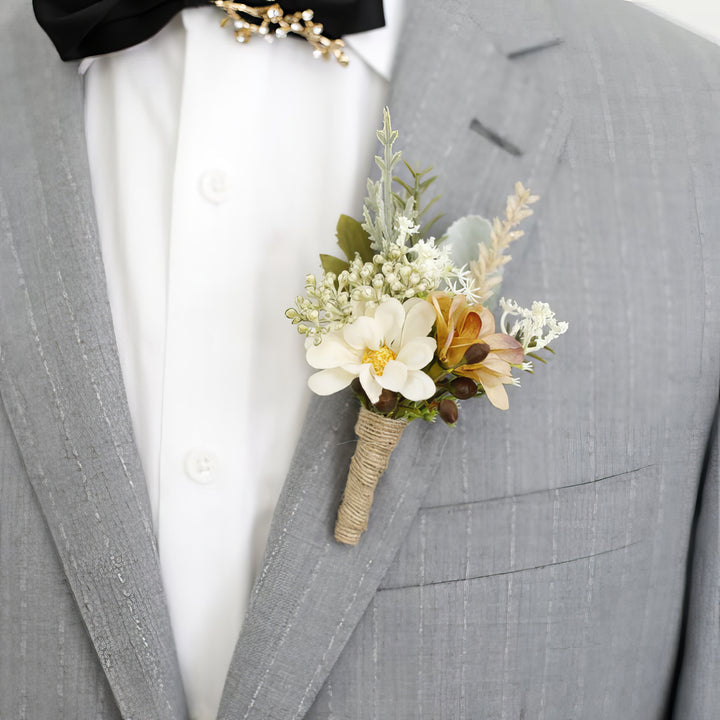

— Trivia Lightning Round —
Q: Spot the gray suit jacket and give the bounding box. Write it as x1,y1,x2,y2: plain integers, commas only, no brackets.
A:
1,0,719,718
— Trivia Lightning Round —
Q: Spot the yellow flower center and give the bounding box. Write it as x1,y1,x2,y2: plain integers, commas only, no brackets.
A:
362,345,396,376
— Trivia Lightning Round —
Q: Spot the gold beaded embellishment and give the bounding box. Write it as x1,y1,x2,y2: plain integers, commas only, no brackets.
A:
212,2,349,66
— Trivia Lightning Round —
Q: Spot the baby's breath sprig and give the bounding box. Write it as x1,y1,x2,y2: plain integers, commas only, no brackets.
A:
499,297,569,370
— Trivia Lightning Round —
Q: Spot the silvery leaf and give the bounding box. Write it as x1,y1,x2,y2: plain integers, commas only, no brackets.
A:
445,215,492,269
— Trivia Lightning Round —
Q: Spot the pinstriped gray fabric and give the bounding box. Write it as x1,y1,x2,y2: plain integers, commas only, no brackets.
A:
0,1,186,718
303,1,720,718
0,399,122,720
0,0,719,719
216,5,570,718
676,398,720,717
216,391,452,720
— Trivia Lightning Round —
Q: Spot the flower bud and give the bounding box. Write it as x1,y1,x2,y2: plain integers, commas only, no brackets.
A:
373,389,399,413
449,377,478,400
438,398,459,425
463,342,490,365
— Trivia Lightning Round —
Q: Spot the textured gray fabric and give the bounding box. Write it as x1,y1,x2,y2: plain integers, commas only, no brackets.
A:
676,397,720,717
216,7,571,719
301,2,720,718
1,1,719,719
0,2,186,718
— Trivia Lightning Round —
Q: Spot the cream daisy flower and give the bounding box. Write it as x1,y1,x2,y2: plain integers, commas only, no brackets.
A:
306,298,437,404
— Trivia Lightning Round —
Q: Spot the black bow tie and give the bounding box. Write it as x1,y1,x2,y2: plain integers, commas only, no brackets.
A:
34,0,385,61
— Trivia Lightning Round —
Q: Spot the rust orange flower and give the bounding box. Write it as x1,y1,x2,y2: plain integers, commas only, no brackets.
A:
428,292,524,410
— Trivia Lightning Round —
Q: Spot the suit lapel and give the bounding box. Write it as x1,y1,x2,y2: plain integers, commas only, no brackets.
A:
218,2,569,718
0,4,185,719
217,391,451,720
388,0,570,246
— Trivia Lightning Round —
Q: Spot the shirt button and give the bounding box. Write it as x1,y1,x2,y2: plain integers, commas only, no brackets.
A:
184,449,218,484
198,169,231,204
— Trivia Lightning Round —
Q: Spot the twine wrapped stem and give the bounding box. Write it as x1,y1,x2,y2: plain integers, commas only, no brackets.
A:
334,406,408,545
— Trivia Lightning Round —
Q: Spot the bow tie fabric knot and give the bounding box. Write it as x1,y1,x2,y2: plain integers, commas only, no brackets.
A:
33,0,385,61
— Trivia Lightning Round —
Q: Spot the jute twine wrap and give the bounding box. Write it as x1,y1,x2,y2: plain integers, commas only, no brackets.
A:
334,406,408,545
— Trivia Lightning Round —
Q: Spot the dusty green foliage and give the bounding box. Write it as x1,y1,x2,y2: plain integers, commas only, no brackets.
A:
394,160,443,240
321,109,442,277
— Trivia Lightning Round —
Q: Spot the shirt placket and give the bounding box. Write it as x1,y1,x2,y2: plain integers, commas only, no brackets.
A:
156,9,259,718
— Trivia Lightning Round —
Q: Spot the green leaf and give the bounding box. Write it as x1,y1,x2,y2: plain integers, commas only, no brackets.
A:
421,213,445,239
394,178,414,195
443,215,491,265
418,195,440,219
419,175,438,191
336,214,374,263
320,254,350,276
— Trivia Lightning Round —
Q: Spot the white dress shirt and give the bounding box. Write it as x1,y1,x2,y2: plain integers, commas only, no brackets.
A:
83,4,402,718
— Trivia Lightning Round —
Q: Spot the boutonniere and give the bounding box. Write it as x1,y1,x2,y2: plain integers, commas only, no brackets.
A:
287,110,568,546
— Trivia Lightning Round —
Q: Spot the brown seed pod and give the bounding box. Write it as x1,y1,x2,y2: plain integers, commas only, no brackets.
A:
463,342,490,365
373,389,399,413
438,398,459,425
449,376,478,400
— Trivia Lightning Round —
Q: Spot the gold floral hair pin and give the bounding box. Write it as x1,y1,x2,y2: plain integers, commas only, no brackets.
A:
213,1,349,65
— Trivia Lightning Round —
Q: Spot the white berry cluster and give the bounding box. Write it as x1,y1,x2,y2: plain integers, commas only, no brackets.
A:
287,219,456,343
